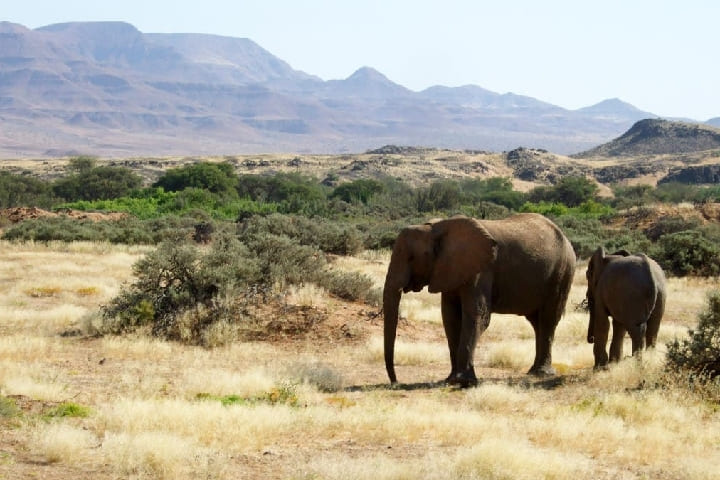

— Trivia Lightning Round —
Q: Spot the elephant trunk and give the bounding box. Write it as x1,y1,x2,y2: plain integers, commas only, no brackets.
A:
383,286,401,384
587,294,595,344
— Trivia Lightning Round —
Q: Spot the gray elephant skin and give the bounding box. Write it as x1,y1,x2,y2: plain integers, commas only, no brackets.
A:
585,247,666,368
383,213,576,387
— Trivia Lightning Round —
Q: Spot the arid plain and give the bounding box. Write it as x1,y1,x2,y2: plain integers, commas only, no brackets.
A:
1,237,719,479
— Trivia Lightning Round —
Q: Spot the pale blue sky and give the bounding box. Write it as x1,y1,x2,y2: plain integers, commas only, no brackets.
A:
4,0,719,120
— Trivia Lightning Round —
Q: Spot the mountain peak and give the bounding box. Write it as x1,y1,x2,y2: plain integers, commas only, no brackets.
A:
576,118,720,157
579,98,645,114
346,66,391,83
37,21,141,36
323,66,410,99
0,21,30,34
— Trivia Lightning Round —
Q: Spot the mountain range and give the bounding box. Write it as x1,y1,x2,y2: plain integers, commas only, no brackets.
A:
0,20,712,158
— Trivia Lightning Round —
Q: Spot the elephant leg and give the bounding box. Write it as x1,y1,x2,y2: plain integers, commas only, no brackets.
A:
447,287,487,388
646,295,665,349
592,307,610,369
527,305,560,376
441,292,462,382
627,322,647,357
609,319,626,362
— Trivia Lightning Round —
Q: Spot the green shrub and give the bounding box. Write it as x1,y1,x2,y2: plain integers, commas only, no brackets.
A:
0,171,56,208
552,216,650,260
1,215,199,245
528,176,599,207
667,290,720,379
237,172,328,216
416,180,461,212
0,396,20,418
60,187,279,221
153,162,238,198
644,216,702,241
68,155,97,173
610,184,654,209
101,233,262,341
44,402,91,419
101,230,376,345
651,229,720,276
459,177,526,210
240,214,363,255
520,200,613,219
358,219,411,250
331,179,385,204
53,166,142,201
315,269,376,302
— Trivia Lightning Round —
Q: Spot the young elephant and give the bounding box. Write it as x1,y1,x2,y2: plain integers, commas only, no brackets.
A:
586,247,666,368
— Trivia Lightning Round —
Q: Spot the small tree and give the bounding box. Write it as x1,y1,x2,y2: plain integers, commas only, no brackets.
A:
528,176,598,207
68,156,97,174
652,230,720,276
667,290,720,379
330,179,385,204
53,166,142,201
153,162,239,198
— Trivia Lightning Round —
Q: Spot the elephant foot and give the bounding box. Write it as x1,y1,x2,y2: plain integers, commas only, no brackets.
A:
446,371,478,388
528,364,556,377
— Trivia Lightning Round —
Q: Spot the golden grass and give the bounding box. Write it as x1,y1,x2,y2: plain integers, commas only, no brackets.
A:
365,336,447,366
2,240,719,480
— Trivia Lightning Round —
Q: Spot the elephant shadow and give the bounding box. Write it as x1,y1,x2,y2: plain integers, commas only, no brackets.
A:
344,374,576,393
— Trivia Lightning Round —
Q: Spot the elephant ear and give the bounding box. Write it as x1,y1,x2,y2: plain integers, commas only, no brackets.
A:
428,216,497,293
587,246,606,287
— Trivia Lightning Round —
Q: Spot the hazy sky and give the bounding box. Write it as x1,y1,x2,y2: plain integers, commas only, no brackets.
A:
4,1,719,120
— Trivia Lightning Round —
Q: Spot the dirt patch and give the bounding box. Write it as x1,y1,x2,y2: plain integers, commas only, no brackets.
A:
610,202,720,231
0,207,129,223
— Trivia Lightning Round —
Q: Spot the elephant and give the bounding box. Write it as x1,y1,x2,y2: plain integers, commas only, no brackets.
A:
383,213,576,387
585,247,666,368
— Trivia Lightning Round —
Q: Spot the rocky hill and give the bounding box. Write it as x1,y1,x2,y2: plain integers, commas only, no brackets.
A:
1,21,657,158
575,119,720,158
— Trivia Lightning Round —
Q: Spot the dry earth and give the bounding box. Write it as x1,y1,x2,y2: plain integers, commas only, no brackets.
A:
1,241,719,479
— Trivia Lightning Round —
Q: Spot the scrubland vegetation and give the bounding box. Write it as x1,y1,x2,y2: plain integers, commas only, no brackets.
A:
1,154,720,478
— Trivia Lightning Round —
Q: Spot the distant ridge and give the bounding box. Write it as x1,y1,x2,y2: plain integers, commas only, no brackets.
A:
577,98,656,119
0,20,670,157
574,119,720,157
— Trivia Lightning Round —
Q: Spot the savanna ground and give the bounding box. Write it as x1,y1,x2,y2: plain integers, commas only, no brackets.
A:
1,240,719,479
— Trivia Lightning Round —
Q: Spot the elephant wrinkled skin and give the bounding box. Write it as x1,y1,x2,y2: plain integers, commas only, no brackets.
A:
383,213,576,387
586,247,666,368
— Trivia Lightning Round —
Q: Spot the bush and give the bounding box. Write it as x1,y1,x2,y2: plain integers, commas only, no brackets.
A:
60,187,280,221
53,166,142,201
0,171,56,208
101,233,262,341
644,215,702,242
459,177,526,210
331,179,385,204
101,230,376,345
240,214,363,256
416,180,461,212
315,269,377,302
667,290,720,379
1,215,199,245
237,173,328,215
651,229,720,276
527,176,598,207
153,162,238,198
552,216,650,260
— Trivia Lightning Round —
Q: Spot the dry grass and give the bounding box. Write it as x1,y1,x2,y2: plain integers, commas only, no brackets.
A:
1,241,719,480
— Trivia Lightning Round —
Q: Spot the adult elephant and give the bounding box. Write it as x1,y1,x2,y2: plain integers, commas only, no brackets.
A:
585,247,666,368
383,213,576,387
